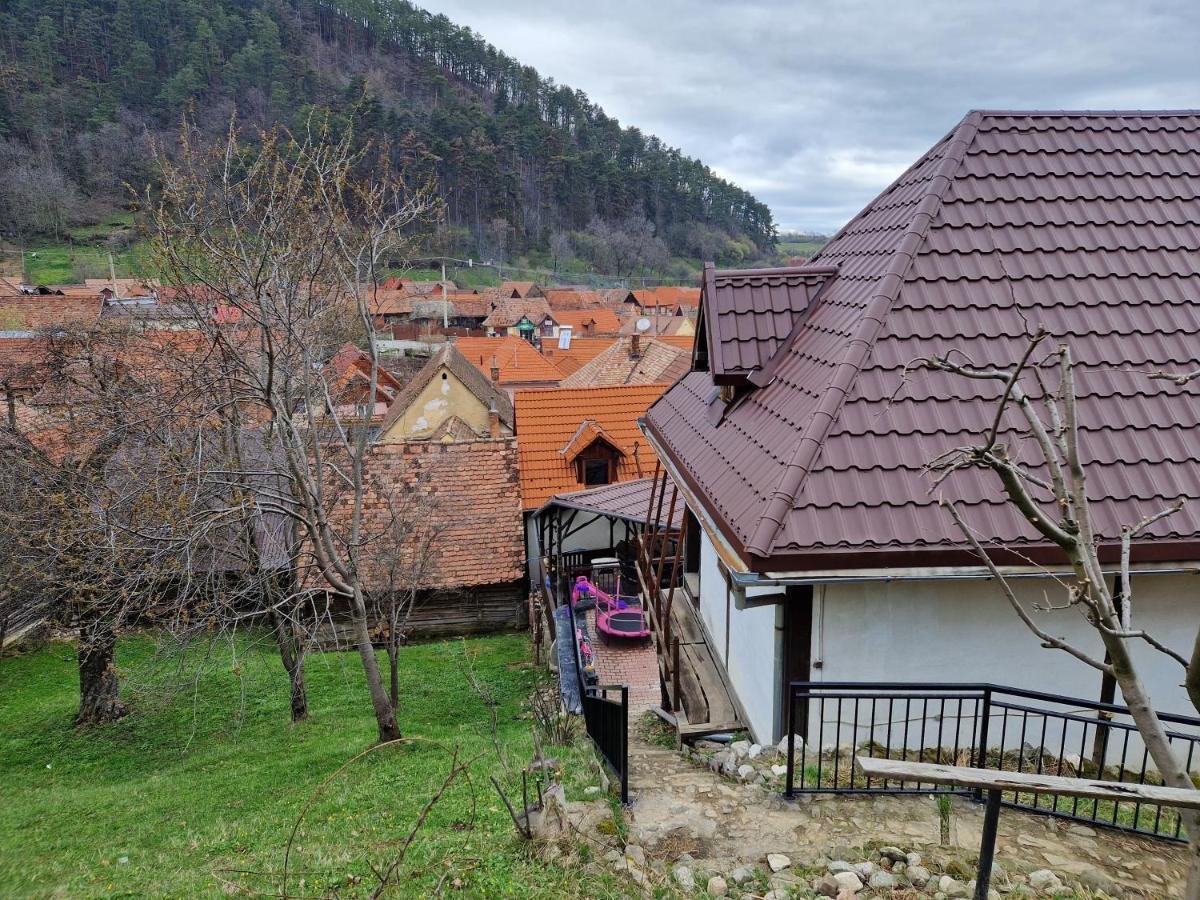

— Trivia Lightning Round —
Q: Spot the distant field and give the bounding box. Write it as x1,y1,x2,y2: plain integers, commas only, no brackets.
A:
19,212,147,285
777,239,828,259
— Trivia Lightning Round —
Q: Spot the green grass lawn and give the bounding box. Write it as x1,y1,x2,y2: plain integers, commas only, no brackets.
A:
0,632,624,898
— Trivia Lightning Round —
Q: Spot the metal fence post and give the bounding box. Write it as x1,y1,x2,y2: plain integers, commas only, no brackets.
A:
785,683,796,797
974,686,992,801
620,686,629,804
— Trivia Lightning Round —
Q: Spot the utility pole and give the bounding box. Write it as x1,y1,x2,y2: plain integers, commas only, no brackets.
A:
441,258,448,329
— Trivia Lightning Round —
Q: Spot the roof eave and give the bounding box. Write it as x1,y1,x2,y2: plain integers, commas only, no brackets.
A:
745,538,1200,576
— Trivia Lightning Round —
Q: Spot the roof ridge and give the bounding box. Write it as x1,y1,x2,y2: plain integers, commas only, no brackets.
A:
744,111,982,558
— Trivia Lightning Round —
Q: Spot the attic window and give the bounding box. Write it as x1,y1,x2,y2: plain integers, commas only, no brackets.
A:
582,458,612,486
441,372,448,380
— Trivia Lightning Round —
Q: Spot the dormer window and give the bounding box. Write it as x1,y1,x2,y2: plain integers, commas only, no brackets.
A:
583,457,612,486
560,419,626,487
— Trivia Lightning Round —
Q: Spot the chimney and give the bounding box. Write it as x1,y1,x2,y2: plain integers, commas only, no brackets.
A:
488,401,502,438
630,333,642,358
489,355,500,382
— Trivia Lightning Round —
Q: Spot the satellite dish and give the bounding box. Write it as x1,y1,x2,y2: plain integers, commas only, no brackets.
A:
635,317,652,333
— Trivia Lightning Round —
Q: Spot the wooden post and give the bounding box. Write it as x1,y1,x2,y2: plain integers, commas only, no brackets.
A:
663,513,687,634
672,637,681,714
654,485,678,596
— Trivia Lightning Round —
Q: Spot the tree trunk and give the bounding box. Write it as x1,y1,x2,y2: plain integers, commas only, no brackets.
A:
350,587,399,742
1103,632,1200,900
388,634,399,710
75,621,127,727
270,610,308,722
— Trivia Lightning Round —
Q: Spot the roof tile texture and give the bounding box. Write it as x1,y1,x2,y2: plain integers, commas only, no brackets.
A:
559,337,690,389
453,336,562,385
514,383,668,509
338,439,525,589
646,110,1200,568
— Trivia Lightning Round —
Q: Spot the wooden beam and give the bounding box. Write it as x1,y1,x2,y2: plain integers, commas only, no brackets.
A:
854,757,1200,809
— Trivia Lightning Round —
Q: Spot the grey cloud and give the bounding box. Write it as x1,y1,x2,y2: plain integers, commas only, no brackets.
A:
420,0,1200,231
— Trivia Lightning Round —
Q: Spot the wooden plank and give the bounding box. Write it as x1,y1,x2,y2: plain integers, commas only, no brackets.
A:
855,757,1200,810
679,722,743,737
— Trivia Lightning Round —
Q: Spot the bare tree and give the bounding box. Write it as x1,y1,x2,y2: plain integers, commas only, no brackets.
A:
147,115,439,742
362,465,444,712
926,328,1200,897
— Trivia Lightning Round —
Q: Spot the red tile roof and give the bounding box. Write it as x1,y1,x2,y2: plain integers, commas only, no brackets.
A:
646,110,1200,571
453,336,562,385
501,281,537,298
514,383,668,509
541,288,608,310
333,439,524,589
0,292,102,330
553,308,621,334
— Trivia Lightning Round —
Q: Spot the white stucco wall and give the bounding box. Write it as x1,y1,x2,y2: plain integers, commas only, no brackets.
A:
794,574,1200,768
695,531,781,743
691,532,1200,761
816,575,1197,715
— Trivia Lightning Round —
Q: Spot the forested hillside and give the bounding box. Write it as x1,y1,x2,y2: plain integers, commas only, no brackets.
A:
0,0,775,270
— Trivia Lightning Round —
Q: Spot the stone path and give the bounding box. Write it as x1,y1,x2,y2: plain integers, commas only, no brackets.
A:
620,732,1189,898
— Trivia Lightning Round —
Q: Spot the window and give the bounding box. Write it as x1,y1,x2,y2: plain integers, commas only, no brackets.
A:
583,458,611,486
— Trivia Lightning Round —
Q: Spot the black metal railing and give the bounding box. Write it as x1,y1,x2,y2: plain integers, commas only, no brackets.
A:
784,682,1200,842
582,684,629,804
555,564,630,804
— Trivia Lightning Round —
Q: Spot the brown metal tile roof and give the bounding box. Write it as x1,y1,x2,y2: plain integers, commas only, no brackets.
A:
699,264,837,385
538,477,685,528
645,110,1200,571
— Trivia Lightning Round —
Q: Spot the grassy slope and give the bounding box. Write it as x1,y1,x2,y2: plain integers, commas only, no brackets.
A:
21,214,148,285
0,633,623,898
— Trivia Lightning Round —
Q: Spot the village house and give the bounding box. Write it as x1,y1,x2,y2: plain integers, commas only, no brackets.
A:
321,342,407,429
514,382,670,580
376,343,514,442
482,297,555,339
323,437,527,638
641,110,1200,744
551,307,622,337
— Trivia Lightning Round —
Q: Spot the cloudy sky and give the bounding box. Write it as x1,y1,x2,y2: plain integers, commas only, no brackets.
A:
418,0,1200,233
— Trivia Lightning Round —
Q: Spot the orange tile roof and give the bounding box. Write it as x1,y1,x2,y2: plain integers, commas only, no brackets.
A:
501,281,536,298
553,308,621,334
513,383,667,509
453,336,561,385
652,285,702,308
539,337,616,377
